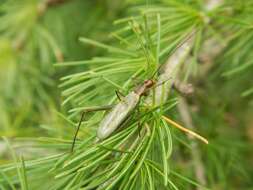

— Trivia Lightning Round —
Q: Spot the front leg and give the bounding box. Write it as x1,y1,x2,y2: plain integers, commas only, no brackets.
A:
115,90,125,101
71,105,114,152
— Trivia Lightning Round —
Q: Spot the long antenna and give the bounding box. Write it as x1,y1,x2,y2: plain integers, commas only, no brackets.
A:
71,111,86,152
155,77,172,87
150,63,164,79
169,29,196,57
150,29,196,80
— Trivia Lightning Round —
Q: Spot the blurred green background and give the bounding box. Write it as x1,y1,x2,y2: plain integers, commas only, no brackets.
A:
0,0,252,189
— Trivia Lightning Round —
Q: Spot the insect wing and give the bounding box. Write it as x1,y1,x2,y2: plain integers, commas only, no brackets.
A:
97,92,139,140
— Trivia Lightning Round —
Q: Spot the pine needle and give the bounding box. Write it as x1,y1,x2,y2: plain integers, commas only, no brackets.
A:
162,115,209,144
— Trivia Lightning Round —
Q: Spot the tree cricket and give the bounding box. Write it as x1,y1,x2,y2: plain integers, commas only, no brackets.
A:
71,74,208,152
70,75,160,152
70,33,208,152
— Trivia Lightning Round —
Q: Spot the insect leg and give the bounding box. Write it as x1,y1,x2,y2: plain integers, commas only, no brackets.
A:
115,90,125,101
136,101,143,137
137,108,141,137
71,105,114,152
71,111,86,152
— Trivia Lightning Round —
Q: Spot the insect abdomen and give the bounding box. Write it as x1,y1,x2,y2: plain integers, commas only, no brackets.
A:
97,92,139,140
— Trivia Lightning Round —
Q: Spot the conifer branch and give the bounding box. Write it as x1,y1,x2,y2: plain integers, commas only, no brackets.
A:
1,0,252,189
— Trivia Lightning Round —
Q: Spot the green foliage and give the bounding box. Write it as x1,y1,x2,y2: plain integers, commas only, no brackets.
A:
0,0,253,190
0,0,123,136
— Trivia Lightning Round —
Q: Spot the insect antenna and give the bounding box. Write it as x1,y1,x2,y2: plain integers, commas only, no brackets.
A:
145,77,172,94
169,29,196,56
149,30,196,81
150,63,163,79
155,77,172,87
115,90,125,101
